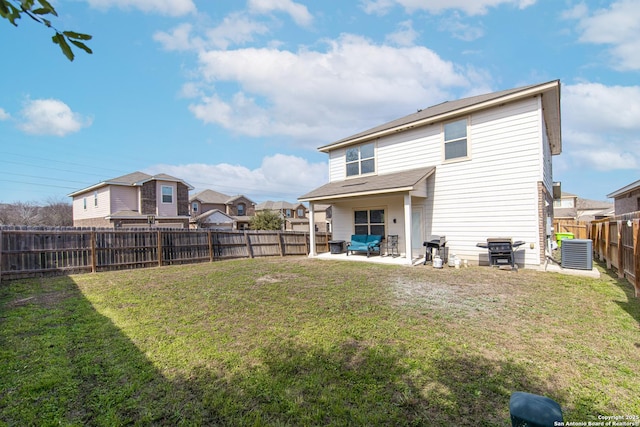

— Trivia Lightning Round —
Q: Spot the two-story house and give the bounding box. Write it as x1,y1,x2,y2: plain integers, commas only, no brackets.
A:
607,179,640,217
189,189,256,230
68,172,193,228
300,80,561,268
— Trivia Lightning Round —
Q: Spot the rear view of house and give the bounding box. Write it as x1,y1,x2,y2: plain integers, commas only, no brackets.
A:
300,80,562,268
68,172,193,228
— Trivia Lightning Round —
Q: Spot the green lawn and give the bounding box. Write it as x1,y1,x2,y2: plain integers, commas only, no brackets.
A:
1,258,638,426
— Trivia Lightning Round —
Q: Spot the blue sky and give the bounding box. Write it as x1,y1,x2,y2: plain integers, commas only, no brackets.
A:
0,0,638,205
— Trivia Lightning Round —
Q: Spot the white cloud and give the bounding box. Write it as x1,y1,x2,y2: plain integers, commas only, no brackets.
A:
566,0,640,71
154,13,271,51
385,20,419,46
187,34,473,147
361,0,536,16
153,23,201,51
205,13,271,49
147,154,328,202
18,99,92,137
438,11,485,41
85,0,196,16
0,108,9,121
248,0,313,27
562,82,640,171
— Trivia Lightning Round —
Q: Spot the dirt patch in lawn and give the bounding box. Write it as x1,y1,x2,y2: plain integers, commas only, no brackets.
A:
390,266,532,317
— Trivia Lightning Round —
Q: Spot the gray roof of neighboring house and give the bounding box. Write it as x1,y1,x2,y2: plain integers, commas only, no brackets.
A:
68,171,193,197
190,189,231,204
319,80,561,154
190,190,255,205
576,198,613,210
607,179,640,199
299,167,435,202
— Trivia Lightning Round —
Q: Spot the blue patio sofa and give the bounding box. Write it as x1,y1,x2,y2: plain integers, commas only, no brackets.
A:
346,234,382,257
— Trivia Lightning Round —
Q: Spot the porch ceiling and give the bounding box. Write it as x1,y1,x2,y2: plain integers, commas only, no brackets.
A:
299,166,435,203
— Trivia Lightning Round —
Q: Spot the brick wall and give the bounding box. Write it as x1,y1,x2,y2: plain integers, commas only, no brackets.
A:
141,181,156,215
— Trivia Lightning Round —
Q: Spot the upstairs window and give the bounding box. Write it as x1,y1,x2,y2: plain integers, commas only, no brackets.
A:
444,118,468,161
297,208,304,218
285,209,292,218
192,202,198,213
237,203,245,216
94,191,98,207
161,186,173,204
346,142,375,177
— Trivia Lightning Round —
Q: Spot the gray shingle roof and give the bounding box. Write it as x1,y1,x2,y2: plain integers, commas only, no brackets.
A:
68,171,193,197
299,167,435,202
319,80,560,153
190,189,231,204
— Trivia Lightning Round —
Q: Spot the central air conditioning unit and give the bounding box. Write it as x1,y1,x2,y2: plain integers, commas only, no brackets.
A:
561,239,593,270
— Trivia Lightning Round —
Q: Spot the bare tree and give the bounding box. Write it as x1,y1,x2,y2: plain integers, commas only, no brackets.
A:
13,201,41,226
39,197,73,226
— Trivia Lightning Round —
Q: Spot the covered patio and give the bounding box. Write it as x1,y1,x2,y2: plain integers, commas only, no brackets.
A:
300,167,436,266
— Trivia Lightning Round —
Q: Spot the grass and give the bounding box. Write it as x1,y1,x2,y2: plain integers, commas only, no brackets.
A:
1,257,639,426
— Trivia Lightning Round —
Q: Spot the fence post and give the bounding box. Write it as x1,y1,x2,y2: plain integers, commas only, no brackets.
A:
157,230,163,267
245,231,254,258
277,231,284,256
208,230,214,262
90,231,97,273
634,220,640,297
617,221,624,279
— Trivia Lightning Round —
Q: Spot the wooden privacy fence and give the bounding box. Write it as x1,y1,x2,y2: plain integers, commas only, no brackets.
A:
590,214,640,297
0,227,331,281
553,219,589,239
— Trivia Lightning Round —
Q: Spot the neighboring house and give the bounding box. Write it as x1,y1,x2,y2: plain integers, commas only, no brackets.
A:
300,80,562,267
313,204,332,233
607,179,640,216
191,209,235,230
189,189,256,230
255,201,309,231
68,172,193,228
554,192,613,221
553,192,578,220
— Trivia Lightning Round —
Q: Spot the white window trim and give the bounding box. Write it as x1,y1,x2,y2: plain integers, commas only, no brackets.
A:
442,117,471,163
345,142,377,178
161,185,174,204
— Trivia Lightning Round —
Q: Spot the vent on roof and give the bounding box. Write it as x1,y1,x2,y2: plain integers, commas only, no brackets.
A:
561,239,593,270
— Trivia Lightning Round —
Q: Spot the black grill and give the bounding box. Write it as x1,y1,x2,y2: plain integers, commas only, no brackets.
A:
476,238,525,269
423,235,447,265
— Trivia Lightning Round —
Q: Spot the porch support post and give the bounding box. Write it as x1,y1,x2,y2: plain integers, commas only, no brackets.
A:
308,203,317,256
404,194,412,264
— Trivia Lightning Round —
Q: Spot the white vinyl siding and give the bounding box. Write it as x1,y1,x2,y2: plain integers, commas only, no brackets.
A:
425,97,543,266
324,96,549,267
